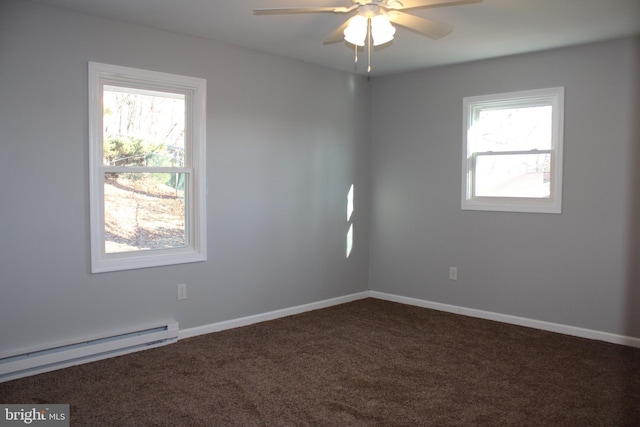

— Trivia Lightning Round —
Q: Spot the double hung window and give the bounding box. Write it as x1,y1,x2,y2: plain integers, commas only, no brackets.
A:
89,62,206,272
462,87,564,213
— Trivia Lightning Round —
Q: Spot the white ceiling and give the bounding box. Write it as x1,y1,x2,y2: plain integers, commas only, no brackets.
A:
30,0,640,76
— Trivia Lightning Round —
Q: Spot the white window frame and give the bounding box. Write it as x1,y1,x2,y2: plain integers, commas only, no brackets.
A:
462,87,564,214
88,62,207,273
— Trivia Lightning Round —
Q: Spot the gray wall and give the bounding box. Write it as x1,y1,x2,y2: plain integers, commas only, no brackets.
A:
0,0,371,353
370,38,640,337
1,0,638,359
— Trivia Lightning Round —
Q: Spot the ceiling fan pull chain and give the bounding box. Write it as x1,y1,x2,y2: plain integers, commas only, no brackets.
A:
354,43,358,66
367,17,372,73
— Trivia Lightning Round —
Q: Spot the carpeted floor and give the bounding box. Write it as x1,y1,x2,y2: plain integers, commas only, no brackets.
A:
1,298,639,426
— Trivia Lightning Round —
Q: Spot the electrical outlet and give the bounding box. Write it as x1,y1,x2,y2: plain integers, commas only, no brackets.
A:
449,267,458,281
177,283,187,300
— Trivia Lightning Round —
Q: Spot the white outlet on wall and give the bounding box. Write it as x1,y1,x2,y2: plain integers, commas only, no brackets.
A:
177,283,187,300
449,267,458,281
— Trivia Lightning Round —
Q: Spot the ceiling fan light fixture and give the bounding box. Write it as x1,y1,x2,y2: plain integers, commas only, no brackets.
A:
344,15,367,46
254,0,483,73
371,15,396,46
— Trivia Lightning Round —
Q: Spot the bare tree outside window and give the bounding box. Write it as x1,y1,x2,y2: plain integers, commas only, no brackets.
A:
102,87,187,254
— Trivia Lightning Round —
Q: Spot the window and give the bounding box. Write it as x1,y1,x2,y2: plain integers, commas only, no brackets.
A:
462,87,564,213
89,62,206,273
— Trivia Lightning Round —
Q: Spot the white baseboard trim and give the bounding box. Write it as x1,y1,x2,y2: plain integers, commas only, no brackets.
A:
179,291,370,340
370,291,640,348
181,290,640,348
6,289,635,383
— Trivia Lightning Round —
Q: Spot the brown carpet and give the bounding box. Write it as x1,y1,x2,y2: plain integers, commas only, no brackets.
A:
1,298,639,426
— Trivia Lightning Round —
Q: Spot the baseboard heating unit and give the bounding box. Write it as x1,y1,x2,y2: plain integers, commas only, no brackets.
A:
0,321,179,383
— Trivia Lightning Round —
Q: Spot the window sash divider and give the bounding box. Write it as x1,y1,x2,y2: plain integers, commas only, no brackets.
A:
101,166,191,174
472,149,552,158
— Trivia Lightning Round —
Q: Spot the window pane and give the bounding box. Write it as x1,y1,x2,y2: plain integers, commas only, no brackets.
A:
103,86,185,167
475,153,550,198
104,172,187,254
474,106,552,152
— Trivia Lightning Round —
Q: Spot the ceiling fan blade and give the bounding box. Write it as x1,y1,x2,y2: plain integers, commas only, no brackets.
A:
323,19,353,44
388,0,482,11
387,11,453,39
254,6,353,15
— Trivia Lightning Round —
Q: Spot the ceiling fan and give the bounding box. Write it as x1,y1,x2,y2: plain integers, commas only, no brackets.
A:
254,0,483,72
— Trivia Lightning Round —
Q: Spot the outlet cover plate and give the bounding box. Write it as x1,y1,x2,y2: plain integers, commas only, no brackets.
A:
177,283,187,300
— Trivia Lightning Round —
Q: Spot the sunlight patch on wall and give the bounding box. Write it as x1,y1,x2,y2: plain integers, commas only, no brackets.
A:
346,184,354,258
347,184,354,221
346,224,354,259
